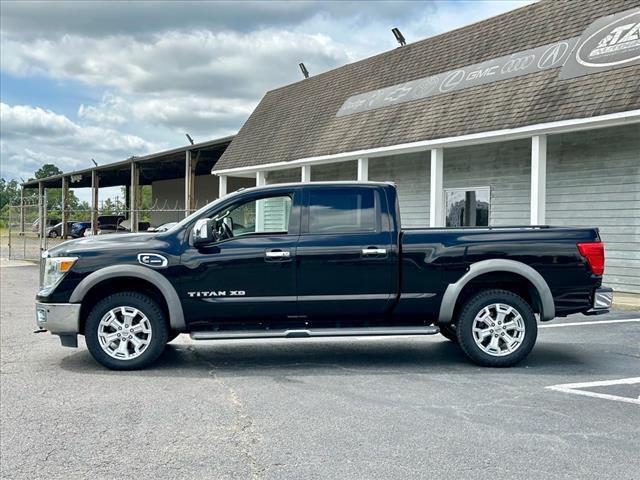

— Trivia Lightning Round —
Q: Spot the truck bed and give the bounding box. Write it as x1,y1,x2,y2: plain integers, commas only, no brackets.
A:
399,225,601,317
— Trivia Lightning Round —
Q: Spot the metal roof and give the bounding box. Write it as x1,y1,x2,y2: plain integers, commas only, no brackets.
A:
22,135,235,189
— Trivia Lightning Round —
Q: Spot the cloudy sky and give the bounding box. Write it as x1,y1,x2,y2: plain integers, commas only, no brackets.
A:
0,0,532,198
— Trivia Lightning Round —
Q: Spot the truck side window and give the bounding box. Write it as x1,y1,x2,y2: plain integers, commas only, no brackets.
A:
308,189,377,234
224,195,292,236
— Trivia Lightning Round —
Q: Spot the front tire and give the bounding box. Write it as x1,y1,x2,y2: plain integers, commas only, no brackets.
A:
439,324,458,343
456,289,537,367
84,291,169,370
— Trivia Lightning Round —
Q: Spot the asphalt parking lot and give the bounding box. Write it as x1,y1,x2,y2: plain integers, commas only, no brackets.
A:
1,262,639,480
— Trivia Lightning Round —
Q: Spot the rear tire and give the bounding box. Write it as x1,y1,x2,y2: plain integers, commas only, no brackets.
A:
456,289,537,367
439,324,458,343
84,291,169,370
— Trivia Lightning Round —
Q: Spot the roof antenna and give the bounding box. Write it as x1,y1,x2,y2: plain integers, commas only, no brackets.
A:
299,62,309,79
91,158,98,166
392,27,406,47
185,133,195,145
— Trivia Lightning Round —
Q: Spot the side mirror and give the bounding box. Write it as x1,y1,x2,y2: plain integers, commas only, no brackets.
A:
193,218,214,247
222,216,233,232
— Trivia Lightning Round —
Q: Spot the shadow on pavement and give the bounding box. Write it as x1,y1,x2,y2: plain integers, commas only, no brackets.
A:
58,337,595,379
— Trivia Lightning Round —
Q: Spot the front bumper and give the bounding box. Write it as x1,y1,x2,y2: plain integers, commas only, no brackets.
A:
36,302,81,336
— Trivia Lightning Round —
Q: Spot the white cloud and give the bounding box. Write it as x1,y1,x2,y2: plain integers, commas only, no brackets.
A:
1,29,350,99
0,102,77,137
0,102,162,181
0,0,534,195
78,94,128,125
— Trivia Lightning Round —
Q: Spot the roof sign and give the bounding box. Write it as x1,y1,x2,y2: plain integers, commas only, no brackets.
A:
337,8,639,117
559,8,640,78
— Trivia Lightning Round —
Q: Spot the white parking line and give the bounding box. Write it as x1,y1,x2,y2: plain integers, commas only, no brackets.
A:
540,318,640,328
546,377,640,405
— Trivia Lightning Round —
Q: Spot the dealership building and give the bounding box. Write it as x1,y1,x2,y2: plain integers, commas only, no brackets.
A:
22,0,640,293
211,0,640,293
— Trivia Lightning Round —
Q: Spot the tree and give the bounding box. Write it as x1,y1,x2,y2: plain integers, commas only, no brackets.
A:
33,164,63,180
0,178,20,210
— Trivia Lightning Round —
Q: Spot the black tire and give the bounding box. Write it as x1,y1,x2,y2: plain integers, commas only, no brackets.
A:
84,291,169,370
50,231,58,238
439,324,458,343
456,289,537,367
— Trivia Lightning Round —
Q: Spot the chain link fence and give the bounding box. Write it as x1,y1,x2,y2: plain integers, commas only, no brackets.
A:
1,198,192,262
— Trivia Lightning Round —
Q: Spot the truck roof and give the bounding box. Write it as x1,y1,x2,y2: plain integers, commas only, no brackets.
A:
229,180,395,196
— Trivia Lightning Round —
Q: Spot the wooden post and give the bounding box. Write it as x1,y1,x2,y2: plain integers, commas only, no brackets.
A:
38,182,44,240
530,135,547,225
256,171,266,186
218,175,228,198
184,150,195,217
91,170,99,235
19,187,25,234
301,165,311,182
61,176,69,238
130,162,139,232
357,158,369,182
429,148,444,227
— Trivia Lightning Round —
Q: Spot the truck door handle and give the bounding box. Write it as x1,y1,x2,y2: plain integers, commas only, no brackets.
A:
361,247,387,256
265,249,291,260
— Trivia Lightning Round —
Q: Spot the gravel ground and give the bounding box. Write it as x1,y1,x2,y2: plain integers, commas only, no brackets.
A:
1,262,639,479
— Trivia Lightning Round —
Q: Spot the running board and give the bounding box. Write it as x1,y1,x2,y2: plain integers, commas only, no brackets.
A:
190,326,440,341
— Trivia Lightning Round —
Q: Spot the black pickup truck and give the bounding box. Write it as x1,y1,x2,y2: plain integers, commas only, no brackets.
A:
36,182,612,369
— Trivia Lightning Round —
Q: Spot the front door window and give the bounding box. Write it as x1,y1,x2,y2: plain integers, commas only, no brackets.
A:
219,195,292,237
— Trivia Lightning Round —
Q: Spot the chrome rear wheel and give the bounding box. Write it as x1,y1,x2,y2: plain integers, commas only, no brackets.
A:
472,303,526,357
457,290,537,367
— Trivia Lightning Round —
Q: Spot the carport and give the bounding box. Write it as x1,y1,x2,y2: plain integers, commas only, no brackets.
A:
20,136,236,239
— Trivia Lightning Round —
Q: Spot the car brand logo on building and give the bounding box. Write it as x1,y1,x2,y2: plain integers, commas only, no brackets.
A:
337,7,640,116
538,42,571,69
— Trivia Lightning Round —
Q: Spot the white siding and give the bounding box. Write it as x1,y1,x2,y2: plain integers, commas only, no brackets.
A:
547,125,640,293
311,161,357,181
369,152,430,227
444,140,531,226
265,168,301,184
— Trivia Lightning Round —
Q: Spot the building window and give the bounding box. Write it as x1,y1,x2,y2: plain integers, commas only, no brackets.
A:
445,187,490,227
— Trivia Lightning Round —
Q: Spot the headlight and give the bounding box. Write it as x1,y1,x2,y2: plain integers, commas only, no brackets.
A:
39,256,78,296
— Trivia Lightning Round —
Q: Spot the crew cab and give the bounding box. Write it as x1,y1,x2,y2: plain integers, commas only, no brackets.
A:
35,182,612,370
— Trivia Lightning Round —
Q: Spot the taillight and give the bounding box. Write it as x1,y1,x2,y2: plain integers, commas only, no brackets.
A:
577,241,605,276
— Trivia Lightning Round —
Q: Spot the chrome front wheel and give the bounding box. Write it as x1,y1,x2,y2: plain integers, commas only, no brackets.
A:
97,306,153,361
85,291,169,370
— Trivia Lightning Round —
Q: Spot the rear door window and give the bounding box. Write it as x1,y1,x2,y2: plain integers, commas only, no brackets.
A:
307,188,378,234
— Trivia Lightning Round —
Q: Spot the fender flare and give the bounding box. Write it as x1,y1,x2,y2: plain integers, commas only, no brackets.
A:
69,265,186,330
438,259,555,324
